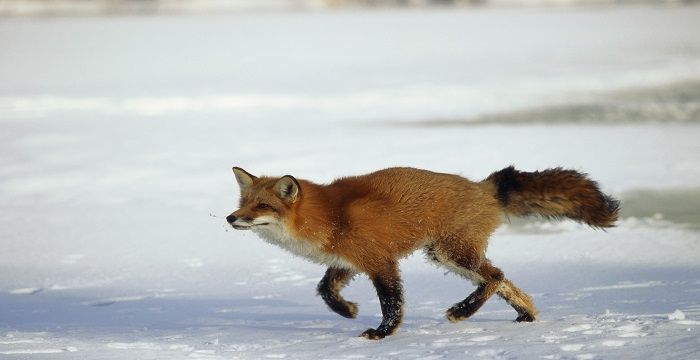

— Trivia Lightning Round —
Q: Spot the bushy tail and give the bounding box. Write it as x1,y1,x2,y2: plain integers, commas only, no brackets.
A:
486,166,620,228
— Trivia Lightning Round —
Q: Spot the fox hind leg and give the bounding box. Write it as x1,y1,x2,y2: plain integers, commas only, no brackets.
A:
426,242,538,322
444,260,504,322
317,267,358,319
497,278,538,322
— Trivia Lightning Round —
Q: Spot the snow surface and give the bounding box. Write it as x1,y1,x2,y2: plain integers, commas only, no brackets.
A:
1,6,700,360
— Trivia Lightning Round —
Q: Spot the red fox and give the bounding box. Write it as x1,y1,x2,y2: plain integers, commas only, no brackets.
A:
227,166,619,339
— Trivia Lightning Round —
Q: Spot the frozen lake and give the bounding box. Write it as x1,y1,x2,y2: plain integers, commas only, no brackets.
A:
1,5,699,359
2,5,700,121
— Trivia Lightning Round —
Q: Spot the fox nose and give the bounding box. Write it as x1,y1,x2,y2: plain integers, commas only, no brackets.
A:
226,214,237,224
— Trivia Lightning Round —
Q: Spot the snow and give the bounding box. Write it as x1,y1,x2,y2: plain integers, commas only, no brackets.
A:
669,310,686,321
1,5,700,360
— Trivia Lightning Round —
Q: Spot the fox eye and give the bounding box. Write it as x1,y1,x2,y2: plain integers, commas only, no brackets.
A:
255,203,272,210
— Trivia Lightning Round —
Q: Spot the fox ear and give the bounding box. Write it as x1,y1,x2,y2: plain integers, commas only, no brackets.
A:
275,175,300,203
232,167,256,191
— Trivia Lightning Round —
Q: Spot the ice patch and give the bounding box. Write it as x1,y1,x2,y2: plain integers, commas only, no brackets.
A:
459,327,486,334
85,295,150,306
0,339,41,344
674,320,700,325
615,323,648,338
470,335,500,342
563,324,593,332
9,287,43,295
226,343,265,352
252,294,278,300
0,347,77,354
107,342,162,350
542,334,568,344
432,338,460,348
578,281,664,292
602,340,627,347
169,344,195,351
561,344,585,351
272,274,306,282
189,349,226,359
562,292,592,301
475,348,508,358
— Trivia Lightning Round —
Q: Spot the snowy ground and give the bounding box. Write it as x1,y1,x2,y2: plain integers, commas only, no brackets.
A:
1,6,700,359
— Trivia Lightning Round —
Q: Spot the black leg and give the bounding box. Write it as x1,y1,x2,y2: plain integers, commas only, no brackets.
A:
317,267,357,319
361,264,403,340
446,283,498,322
445,260,504,323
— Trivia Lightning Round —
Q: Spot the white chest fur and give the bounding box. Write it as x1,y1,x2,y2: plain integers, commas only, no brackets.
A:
252,225,356,271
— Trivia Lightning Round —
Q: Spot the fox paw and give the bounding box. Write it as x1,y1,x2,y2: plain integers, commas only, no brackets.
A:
446,309,468,323
515,312,536,322
446,305,474,323
360,328,387,340
330,301,358,319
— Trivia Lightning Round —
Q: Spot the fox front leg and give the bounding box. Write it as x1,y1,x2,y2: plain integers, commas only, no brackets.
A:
317,267,358,319
361,263,404,340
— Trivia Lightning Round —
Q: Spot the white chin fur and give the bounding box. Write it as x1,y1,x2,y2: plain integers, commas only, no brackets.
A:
252,223,356,271
232,215,278,228
251,215,278,227
231,220,252,228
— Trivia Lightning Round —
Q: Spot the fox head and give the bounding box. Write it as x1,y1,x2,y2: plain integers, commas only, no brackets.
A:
226,167,300,231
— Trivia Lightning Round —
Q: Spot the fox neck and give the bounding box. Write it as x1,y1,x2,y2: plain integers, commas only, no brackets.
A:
251,182,353,269
287,181,338,246
252,220,354,270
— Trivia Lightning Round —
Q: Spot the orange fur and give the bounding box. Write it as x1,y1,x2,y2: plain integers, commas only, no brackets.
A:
228,166,618,339
232,168,500,272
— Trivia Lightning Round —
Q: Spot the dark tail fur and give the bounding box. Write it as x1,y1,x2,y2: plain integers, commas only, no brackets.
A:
486,166,620,228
